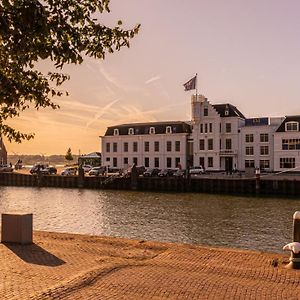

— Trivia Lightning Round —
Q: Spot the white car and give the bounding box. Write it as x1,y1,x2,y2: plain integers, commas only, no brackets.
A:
61,167,77,176
189,166,205,175
82,165,93,173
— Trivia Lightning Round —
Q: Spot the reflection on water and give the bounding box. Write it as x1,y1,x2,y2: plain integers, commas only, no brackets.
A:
0,186,298,253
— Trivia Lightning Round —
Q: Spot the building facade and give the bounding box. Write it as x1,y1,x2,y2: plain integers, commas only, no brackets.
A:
101,95,300,172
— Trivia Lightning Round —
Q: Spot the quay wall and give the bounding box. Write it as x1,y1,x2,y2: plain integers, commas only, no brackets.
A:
0,172,300,196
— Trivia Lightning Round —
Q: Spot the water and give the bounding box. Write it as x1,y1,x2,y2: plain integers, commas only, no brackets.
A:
0,186,299,253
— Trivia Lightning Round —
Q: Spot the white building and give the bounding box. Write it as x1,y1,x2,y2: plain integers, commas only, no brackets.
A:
100,95,300,172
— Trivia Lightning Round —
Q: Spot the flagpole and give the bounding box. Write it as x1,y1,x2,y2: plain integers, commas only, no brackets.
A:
195,73,198,100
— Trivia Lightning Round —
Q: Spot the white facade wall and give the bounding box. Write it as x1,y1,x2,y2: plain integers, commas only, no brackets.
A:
274,132,300,172
101,133,189,169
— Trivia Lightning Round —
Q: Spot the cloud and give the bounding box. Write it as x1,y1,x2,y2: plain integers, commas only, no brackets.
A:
145,75,161,84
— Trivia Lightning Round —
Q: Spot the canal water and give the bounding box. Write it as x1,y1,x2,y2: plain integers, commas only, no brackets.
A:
0,186,299,253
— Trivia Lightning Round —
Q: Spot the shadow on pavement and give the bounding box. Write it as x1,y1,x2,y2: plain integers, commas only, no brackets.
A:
3,243,66,266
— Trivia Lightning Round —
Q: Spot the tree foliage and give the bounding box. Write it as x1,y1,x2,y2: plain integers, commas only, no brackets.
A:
0,0,140,142
65,147,73,161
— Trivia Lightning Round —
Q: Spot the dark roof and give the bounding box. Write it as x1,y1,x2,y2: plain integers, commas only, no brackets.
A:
276,116,300,132
104,121,192,136
212,104,245,119
245,117,269,126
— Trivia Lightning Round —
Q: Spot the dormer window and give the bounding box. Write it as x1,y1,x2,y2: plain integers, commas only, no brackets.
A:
166,126,172,134
149,127,155,134
225,110,229,116
128,128,134,135
204,108,208,116
286,121,299,132
113,128,119,136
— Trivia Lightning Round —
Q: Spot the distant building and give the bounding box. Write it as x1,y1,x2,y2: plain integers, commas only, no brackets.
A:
100,95,300,172
0,137,7,165
78,152,101,167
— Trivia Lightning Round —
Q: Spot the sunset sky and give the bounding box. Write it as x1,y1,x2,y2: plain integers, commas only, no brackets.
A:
5,0,300,155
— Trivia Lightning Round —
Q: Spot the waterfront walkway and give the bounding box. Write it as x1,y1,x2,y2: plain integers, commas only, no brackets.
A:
0,231,299,299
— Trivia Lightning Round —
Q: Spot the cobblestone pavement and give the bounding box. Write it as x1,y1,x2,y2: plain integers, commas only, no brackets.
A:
0,231,299,299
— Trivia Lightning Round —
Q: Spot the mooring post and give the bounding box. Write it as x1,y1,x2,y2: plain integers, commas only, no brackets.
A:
130,164,138,190
255,168,260,194
283,211,300,269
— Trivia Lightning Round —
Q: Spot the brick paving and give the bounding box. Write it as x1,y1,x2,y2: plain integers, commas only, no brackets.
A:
0,231,299,299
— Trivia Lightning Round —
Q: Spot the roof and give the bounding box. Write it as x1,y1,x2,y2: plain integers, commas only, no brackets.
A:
276,116,300,132
80,152,101,158
245,118,269,126
212,104,246,119
104,121,192,136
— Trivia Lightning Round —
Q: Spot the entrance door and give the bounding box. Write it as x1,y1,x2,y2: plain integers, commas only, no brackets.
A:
225,157,233,172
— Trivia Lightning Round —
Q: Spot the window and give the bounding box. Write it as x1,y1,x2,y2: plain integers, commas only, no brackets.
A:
166,126,172,134
154,141,159,152
260,145,269,155
175,157,180,168
225,109,229,116
282,139,300,150
219,123,221,133
208,139,213,150
199,139,205,150
123,157,128,165
133,157,138,165
149,127,155,134
280,158,295,168
260,133,269,143
167,157,172,168
199,157,205,168
166,141,172,152
286,122,299,132
245,134,254,143
113,157,117,167
133,142,138,152
106,143,110,153
204,108,208,116
200,124,203,133
144,141,149,152
245,160,255,167
154,157,159,168
260,160,270,169
175,141,180,152
113,142,117,152
124,142,128,152
113,128,119,135
128,128,134,135
225,123,231,133
209,123,212,133
144,157,149,167
204,123,208,133
208,157,213,167
225,139,232,150
106,157,110,161
245,146,254,155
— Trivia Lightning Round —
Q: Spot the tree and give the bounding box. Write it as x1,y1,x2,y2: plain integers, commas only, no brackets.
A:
0,0,140,142
65,147,73,161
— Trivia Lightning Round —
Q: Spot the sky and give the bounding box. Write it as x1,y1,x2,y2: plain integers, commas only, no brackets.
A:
5,0,300,155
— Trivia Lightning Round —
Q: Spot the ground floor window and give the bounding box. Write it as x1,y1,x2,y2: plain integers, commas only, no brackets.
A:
259,160,270,169
144,157,149,168
280,157,295,169
208,157,213,167
154,157,159,168
199,157,205,168
106,157,110,162
133,157,138,165
166,157,172,168
175,157,180,168
245,160,255,168
113,157,117,167
123,157,128,165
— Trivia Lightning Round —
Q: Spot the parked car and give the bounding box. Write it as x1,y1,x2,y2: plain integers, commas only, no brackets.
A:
61,167,77,176
40,167,57,175
88,166,105,176
143,168,160,177
158,168,174,177
173,169,186,178
82,165,93,173
189,166,205,175
0,164,13,173
30,164,48,174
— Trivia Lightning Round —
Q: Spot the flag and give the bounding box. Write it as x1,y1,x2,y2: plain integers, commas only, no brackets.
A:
183,75,196,91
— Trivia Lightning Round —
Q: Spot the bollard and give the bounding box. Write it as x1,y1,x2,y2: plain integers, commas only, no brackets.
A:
255,168,260,194
283,211,300,269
